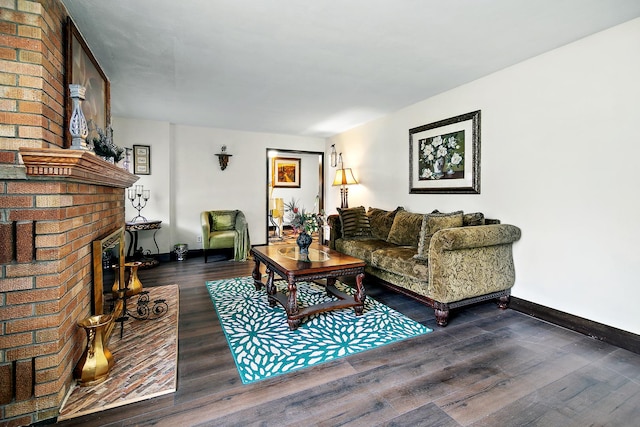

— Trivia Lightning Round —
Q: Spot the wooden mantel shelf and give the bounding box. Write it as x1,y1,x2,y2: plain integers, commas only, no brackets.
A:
18,147,139,188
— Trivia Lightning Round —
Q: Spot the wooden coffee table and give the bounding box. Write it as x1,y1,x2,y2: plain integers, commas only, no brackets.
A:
250,244,366,330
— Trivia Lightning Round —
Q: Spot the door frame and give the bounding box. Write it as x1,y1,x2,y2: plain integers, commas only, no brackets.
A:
265,148,325,245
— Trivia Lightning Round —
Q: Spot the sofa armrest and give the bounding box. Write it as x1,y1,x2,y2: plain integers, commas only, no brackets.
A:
428,224,521,303
327,214,342,250
200,211,212,250
432,224,521,252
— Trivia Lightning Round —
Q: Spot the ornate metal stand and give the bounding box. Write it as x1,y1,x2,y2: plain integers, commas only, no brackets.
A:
114,289,169,338
112,264,168,338
125,220,162,267
125,291,169,320
127,184,150,222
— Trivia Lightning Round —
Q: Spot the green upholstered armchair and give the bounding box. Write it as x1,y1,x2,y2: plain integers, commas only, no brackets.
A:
201,210,250,262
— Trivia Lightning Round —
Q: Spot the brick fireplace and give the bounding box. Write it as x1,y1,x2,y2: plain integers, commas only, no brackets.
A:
0,1,138,425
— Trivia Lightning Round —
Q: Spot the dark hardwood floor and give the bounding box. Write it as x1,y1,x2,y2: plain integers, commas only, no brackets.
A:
56,255,640,426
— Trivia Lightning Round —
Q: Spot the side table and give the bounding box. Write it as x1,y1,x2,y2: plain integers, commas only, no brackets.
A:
125,220,161,268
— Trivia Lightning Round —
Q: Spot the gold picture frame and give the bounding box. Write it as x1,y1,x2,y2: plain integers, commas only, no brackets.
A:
272,157,301,188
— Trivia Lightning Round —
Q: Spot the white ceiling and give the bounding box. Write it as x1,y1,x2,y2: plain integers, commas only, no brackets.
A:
61,0,640,138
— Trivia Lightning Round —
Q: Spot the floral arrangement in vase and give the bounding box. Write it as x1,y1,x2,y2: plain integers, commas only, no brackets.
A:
284,198,324,235
419,133,463,180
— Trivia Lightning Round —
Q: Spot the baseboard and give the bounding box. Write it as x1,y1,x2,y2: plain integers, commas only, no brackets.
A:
510,297,640,355
139,248,237,263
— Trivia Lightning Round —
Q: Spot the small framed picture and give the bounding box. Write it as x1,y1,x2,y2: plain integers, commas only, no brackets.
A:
133,145,151,175
272,157,301,188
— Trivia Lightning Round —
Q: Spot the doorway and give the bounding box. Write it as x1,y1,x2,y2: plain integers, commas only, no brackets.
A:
265,148,324,245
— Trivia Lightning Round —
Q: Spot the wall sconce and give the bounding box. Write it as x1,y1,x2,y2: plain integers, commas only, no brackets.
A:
215,145,232,170
332,167,358,208
330,144,337,168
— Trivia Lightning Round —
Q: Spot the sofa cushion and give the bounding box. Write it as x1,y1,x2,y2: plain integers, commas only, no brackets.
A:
386,210,423,247
208,230,235,248
415,210,464,260
370,246,429,282
336,238,396,263
463,212,485,226
210,210,237,231
337,206,372,238
367,206,404,240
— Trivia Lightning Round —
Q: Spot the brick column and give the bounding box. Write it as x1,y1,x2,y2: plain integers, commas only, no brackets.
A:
1,2,140,426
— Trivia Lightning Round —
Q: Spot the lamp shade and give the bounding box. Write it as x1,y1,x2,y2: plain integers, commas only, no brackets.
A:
273,198,284,218
332,168,358,186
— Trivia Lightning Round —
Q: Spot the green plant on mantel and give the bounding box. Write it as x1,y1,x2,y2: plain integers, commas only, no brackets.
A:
89,122,124,162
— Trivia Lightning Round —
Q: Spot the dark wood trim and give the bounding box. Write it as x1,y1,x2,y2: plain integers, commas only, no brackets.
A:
265,148,324,246
510,297,640,355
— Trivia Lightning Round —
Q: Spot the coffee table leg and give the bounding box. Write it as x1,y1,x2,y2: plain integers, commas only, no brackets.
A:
354,272,366,316
266,268,276,307
325,277,335,296
288,318,302,330
287,277,301,330
252,258,262,290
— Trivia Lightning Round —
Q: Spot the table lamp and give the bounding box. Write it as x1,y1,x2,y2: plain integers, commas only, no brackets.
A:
332,168,358,208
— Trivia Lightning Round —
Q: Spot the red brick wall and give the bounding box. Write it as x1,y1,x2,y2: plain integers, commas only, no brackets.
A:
1,182,125,425
1,2,127,425
0,0,65,153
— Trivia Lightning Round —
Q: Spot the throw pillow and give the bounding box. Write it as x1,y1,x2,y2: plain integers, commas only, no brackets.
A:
367,206,404,240
414,210,464,260
463,212,485,226
211,210,237,231
337,206,372,238
386,210,424,247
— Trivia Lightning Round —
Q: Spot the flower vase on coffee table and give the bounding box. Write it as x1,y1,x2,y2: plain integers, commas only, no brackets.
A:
296,230,312,255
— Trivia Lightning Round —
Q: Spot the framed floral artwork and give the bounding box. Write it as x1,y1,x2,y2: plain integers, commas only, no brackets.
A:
272,157,301,188
65,17,110,148
409,110,481,194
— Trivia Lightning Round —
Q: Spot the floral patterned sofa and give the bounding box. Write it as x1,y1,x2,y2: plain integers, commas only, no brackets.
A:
327,206,521,326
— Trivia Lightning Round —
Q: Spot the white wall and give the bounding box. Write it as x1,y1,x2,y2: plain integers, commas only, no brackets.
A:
114,118,171,256
112,118,325,251
113,18,640,334
327,18,640,334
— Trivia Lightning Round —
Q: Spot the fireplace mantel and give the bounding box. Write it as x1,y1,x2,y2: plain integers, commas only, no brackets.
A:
19,147,139,188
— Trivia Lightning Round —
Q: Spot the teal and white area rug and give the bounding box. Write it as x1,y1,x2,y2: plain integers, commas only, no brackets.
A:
206,276,432,384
